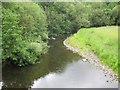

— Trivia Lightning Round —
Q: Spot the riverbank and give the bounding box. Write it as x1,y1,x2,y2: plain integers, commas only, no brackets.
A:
63,26,118,81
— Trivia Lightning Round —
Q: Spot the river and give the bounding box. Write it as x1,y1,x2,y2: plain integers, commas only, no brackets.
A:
2,37,118,89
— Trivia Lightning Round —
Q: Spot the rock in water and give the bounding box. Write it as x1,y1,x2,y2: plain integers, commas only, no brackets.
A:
82,59,87,62
51,37,56,40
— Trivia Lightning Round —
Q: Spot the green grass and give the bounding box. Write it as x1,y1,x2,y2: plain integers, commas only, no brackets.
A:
66,26,118,73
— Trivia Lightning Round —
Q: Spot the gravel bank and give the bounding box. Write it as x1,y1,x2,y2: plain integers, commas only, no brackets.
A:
63,39,118,81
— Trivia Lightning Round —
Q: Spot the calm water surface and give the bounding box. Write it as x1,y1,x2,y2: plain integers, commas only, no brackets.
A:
2,37,118,89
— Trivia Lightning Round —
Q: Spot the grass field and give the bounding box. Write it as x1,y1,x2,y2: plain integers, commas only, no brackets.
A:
66,26,118,73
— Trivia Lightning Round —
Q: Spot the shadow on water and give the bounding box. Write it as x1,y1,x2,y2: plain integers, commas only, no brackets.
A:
2,36,81,89
31,60,118,88
2,36,118,89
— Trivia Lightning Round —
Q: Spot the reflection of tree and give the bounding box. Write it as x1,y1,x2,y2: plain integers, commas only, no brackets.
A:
2,37,80,88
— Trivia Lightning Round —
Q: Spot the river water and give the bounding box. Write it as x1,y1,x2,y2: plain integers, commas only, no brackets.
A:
2,37,118,89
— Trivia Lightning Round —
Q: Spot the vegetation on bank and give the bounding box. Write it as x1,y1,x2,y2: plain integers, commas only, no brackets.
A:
2,3,49,66
1,2,119,66
65,26,118,73
40,2,120,36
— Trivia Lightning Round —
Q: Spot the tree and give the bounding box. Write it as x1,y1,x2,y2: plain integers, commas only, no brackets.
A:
111,4,120,25
2,2,49,66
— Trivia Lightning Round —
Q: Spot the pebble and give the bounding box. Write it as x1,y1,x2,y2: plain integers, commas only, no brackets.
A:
63,40,118,81
82,59,87,62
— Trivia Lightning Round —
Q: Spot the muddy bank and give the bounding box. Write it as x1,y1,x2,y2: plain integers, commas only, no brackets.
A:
63,39,118,81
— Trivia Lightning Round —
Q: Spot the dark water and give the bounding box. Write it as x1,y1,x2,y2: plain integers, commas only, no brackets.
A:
2,37,118,89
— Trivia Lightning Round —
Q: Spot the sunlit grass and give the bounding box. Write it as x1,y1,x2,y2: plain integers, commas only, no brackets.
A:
66,26,118,73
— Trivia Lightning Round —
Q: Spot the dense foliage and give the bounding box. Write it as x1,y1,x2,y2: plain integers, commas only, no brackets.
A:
2,2,48,66
40,2,119,36
65,26,118,73
2,2,119,66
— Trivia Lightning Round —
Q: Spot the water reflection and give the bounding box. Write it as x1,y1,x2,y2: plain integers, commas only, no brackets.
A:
0,82,3,89
32,60,118,88
2,37,118,89
2,37,80,88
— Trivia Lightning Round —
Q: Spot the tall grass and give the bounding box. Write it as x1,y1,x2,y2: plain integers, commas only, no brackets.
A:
66,26,118,73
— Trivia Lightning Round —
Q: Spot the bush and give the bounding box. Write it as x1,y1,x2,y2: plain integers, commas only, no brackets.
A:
2,2,48,66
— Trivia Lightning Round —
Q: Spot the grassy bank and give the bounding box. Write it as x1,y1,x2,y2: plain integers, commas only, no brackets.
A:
65,26,118,73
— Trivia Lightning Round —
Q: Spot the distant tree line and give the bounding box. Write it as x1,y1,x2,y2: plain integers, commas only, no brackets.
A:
2,2,119,66
40,2,119,36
